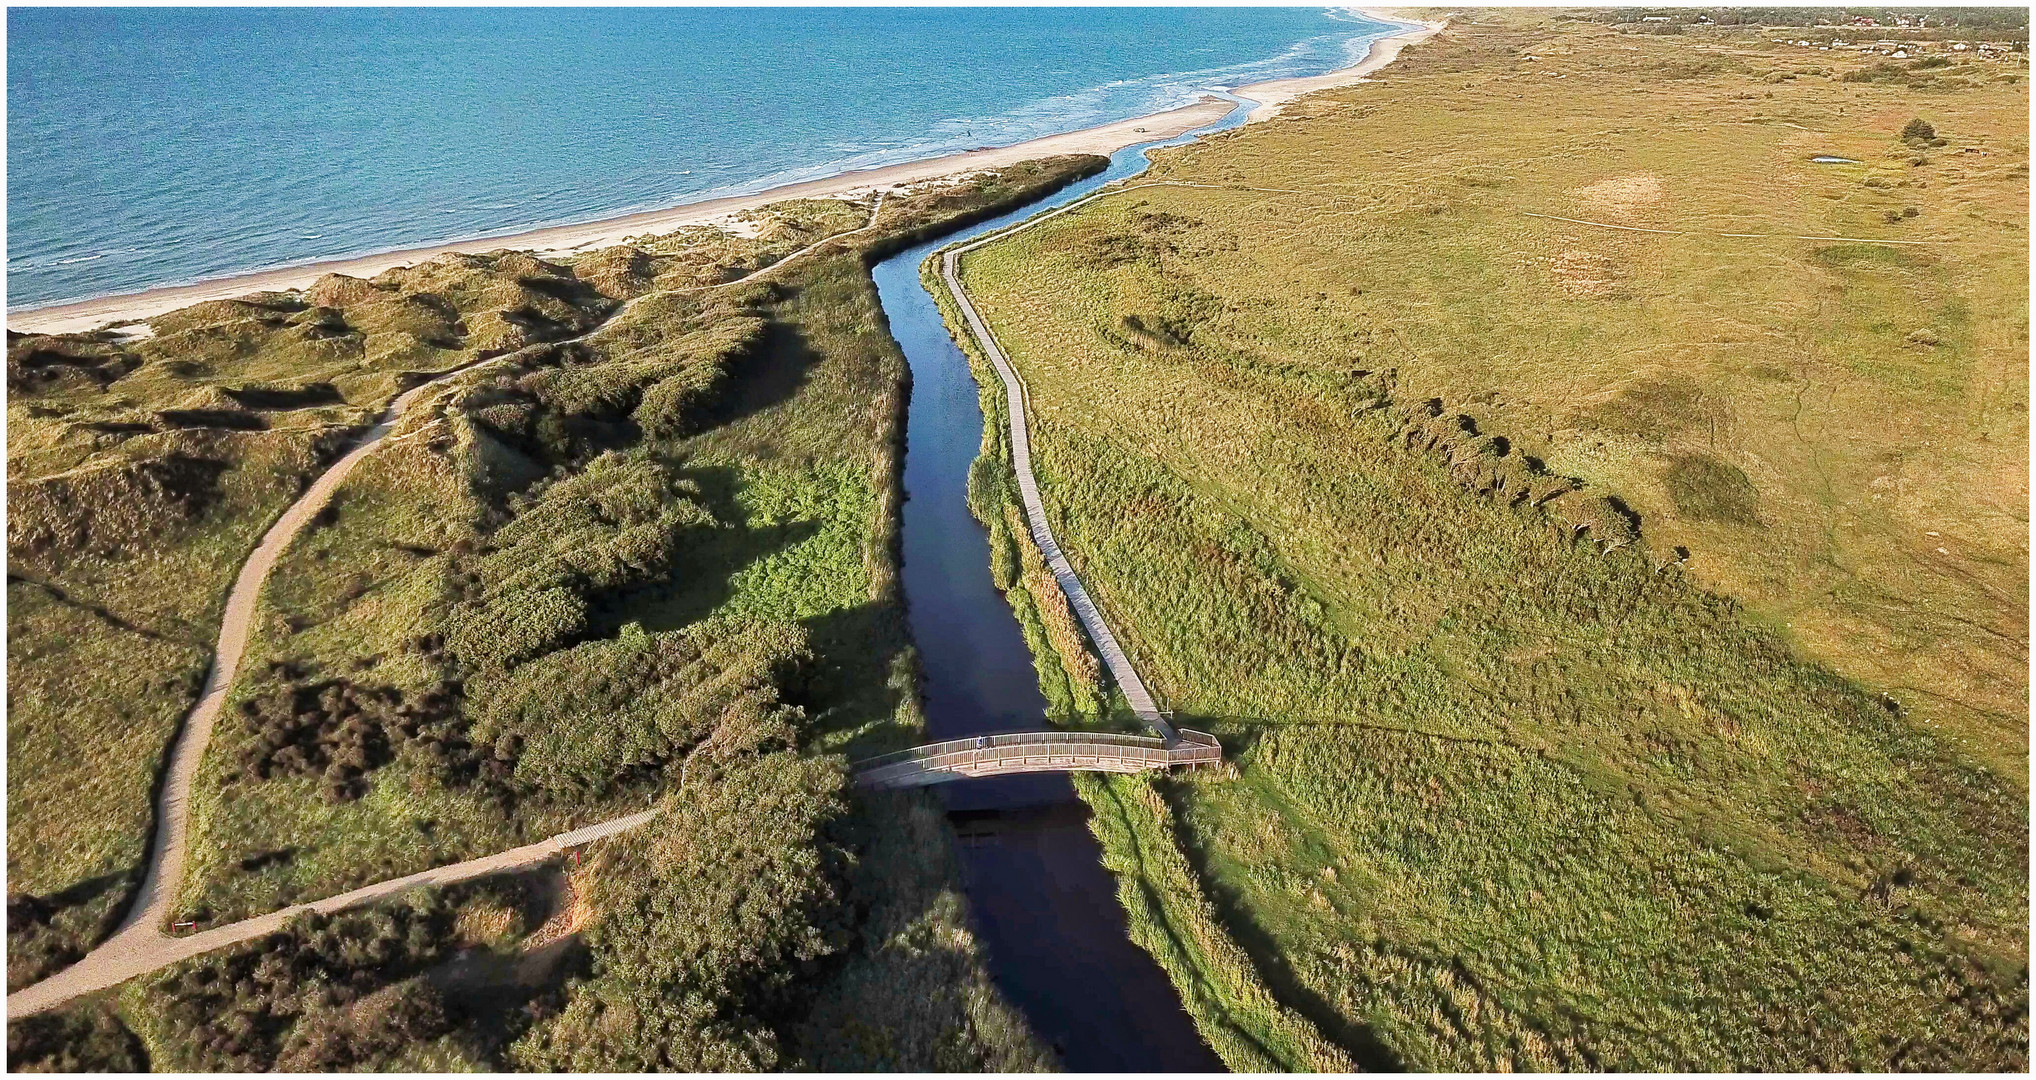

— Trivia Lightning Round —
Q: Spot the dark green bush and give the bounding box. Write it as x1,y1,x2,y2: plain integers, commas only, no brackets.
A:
511,748,850,1071
444,453,715,671
144,894,454,1072
472,619,810,801
1663,452,1761,525
7,999,146,1073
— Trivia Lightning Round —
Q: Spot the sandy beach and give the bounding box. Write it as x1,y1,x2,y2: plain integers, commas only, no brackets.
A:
8,14,1440,336
1236,11,1446,121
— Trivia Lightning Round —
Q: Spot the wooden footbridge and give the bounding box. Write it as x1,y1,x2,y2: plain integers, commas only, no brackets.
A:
855,729,1222,789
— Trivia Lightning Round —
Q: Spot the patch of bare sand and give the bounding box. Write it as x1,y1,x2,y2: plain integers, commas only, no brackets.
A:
1571,173,1667,222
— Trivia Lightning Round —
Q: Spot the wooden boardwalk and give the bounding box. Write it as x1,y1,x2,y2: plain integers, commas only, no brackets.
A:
941,235,1177,743
856,729,1222,789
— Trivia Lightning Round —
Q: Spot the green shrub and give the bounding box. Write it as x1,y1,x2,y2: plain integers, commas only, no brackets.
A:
511,749,850,1071
140,894,454,1072
444,453,715,671
471,619,811,801
7,999,146,1073
1662,452,1762,525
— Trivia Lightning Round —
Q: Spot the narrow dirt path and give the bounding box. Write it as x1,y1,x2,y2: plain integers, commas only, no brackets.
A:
6,197,884,1018
5,811,654,1015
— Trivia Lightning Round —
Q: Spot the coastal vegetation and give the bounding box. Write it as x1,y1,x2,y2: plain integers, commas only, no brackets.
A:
10,157,1104,1066
943,10,2027,1070
5,249,616,990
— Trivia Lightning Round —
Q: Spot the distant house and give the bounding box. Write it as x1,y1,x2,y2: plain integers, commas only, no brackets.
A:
1951,42,1970,51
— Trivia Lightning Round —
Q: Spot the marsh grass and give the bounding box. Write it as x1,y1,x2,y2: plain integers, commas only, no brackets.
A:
1076,771,1354,1072
938,14,2027,1069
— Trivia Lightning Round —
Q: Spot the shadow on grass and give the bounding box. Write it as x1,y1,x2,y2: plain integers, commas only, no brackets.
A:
6,870,135,992
1164,715,1408,1072
690,318,823,450
604,463,820,636
798,600,914,756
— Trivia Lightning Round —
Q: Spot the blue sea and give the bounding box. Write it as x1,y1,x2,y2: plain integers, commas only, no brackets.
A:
7,7,1395,309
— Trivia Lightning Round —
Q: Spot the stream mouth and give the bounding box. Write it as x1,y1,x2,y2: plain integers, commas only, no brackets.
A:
869,100,1252,1071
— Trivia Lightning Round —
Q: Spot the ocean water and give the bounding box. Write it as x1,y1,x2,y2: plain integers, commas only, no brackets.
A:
7,7,1396,310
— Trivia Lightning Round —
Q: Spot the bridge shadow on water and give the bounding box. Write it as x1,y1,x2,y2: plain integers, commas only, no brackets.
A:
944,796,1225,1073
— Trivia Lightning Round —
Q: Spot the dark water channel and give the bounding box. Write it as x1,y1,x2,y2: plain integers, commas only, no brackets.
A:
870,103,1252,1072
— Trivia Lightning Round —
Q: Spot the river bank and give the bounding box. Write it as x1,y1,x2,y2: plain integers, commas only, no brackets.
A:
7,12,1436,336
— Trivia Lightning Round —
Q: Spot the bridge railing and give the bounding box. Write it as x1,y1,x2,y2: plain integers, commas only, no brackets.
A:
854,728,1222,788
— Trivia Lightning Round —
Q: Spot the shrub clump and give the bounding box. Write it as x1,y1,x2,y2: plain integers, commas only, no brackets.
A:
7,453,229,559
1662,452,1761,525
472,619,812,802
143,895,455,1072
443,453,717,671
511,741,850,1071
234,671,465,803
6,999,147,1073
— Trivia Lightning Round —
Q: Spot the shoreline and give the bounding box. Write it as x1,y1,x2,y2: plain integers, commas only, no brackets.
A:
7,14,1442,336
1237,10,1446,121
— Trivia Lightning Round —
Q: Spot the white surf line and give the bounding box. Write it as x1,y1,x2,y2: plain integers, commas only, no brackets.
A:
7,195,888,1017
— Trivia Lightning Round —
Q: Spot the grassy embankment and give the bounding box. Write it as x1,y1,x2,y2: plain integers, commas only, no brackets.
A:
941,11,2027,1070
9,160,1103,1069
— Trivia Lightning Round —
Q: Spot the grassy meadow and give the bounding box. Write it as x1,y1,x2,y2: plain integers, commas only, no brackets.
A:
941,11,2027,1070
10,159,1105,1066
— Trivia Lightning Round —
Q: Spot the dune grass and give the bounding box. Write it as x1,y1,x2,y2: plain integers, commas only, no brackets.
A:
5,251,621,989
938,12,2026,1069
62,158,1103,1065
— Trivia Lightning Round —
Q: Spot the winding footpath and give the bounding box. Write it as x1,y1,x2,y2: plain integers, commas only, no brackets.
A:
7,197,885,1018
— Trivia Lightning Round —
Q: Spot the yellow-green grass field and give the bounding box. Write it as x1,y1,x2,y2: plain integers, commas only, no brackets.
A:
944,11,2026,1069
